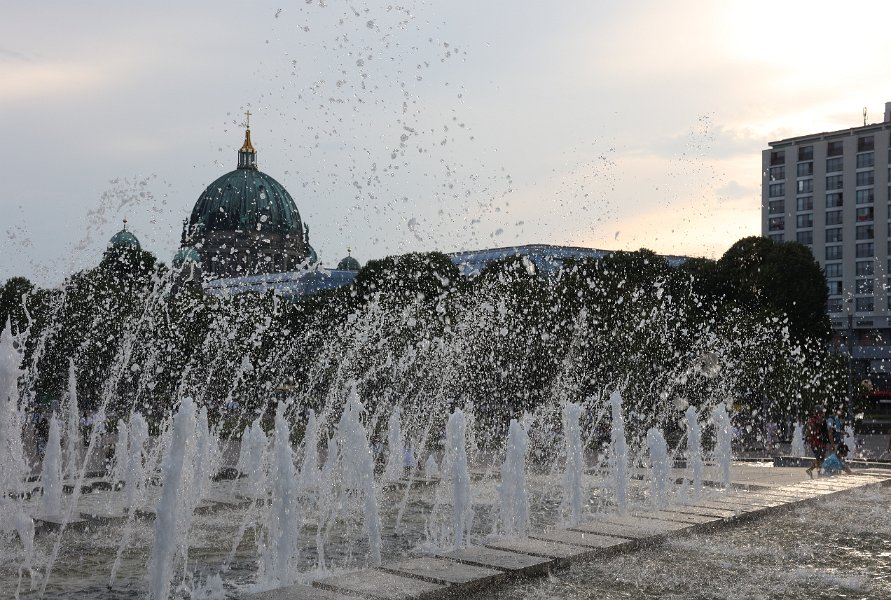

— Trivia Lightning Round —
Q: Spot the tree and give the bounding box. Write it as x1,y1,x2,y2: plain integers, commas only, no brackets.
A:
718,236,829,343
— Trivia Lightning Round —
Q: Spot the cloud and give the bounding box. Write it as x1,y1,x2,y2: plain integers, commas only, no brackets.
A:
0,47,33,62
716,180,753,201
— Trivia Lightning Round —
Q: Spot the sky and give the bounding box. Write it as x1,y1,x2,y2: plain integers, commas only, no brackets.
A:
3,0,891,286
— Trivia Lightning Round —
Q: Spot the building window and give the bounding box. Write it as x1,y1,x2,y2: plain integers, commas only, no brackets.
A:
796,179,813,194
856,297,874,312
770,150,785,166
826,157,844,172
857,152,875,169
768,233,784,242
825,263,843,278
797,231,813,245
796,214,813,228
826,210,843,225
797,162,814,177
768,200,785,214
769,166,785,181
827,281,843,295
826,227,843,243
826,175,844,190
799,146,813,161
856,261,874,276
796,196,813,211
858,135,875,152
856,278,874,295
768,183,785,197
826,246,843,260
768,217,785,231
856,188,874,204
826,192,844,208
827,141,844,157
856,242,875,258
856,206,874,222
828,298,843,312
856,171,875,187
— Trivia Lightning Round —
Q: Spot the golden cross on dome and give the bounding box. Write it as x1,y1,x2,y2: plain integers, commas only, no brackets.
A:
244,109,252,129
122,217,128,230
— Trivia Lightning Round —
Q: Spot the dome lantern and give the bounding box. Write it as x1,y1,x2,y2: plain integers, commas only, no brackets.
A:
237,110,257,170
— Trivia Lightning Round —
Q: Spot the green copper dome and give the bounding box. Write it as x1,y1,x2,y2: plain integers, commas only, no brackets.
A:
108,227,141,251
337,254,361,271
172,246,201,267
187,168,303,236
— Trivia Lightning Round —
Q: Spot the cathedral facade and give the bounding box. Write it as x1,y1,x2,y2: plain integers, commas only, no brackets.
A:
177,124,316,279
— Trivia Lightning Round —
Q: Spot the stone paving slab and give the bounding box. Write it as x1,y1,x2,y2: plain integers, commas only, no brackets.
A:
595,514,692,532
244,583,348,599
530,528,633,553
380,556,504,588
569,520,665,541
682,500,766,513
658,504,738,519
435,545,553,576
629,510,719,525
484,537,593,563
315,569,445,599
704,493,781,508
33,514,86,530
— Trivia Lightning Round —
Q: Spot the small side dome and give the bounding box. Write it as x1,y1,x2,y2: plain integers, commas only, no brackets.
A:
108,219,141,251
173,246,202,268
337,252,361,271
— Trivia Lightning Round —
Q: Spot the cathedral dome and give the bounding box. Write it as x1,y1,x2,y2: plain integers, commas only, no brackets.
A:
337,253,361,271
107,221,141,250
180,120,310,279
187,168,302,236
172,246,201,267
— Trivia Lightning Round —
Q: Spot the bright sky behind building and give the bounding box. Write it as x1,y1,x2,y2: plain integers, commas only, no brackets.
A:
2,0,891,285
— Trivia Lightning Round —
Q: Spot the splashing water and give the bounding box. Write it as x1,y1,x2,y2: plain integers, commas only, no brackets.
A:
148,397,197,600
429,408,473,549
562,401,584,526
646,427,669,510
790,422,806,458
383,407,404,483
498,419,529,537
610,391,629,513
711,402,733,491
685,405,703,499
257,402,301,588
40,416,63,516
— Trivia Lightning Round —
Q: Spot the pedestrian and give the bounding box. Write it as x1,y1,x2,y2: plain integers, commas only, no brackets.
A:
826,407,844,446
805,405,830,479
822,443,853,476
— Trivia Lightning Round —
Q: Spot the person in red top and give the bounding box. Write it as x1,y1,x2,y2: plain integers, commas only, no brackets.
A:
805,405,831,478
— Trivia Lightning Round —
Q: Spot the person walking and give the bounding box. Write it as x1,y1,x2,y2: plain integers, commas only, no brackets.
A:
805,405,831,478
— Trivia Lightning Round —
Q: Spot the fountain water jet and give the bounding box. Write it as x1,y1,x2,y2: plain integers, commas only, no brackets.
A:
257,402,301,588
148,397,197,600
429,408,473,549
498,419,529,538
646,427,669,510
383,408,404,483
562,402,584,526
609,391,629,513
711,402,733,490
40,416,63,516
790,422,805,457
685,405,703,499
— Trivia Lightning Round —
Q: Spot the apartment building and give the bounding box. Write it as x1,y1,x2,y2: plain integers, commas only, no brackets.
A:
762,102,891,367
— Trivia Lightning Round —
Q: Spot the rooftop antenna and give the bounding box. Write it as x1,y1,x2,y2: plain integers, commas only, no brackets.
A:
863,107,868,126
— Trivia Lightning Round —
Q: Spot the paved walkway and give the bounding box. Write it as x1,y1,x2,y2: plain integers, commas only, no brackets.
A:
243,464,891,600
